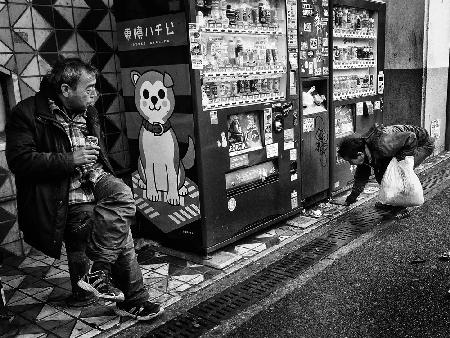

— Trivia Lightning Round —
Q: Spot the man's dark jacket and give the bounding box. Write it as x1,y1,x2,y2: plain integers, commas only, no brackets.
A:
349,124,431,199
5,83,114,258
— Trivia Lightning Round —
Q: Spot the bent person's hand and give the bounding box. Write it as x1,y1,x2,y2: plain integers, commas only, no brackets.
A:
345,193,358,206
73,146,99,166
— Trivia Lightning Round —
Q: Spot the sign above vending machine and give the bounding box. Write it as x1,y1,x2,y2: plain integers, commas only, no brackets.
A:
117,13,187,51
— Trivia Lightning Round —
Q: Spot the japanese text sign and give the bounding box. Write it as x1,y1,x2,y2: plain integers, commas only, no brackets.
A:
117,13,187,51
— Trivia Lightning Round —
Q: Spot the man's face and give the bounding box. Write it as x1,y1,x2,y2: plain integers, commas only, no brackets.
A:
62,70,97,110
344,152,365,165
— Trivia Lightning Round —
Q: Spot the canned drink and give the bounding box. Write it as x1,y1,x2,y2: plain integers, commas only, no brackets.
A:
251,8,259,24
230,81,238,96
250,79,257,92
210,82,218,98
266,79,273,92
237,80,243,94
243,79,251,93
271,49,278,64
236,8,244,22
272,78,280,93
266,49,273,65
261,78,269,92
254,79,262,93
86,136,98,147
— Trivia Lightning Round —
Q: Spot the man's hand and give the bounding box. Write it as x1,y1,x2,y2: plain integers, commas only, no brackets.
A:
72,144,100,166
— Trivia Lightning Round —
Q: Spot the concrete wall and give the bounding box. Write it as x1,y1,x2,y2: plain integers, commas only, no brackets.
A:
383,0,425,126
423,0,450,154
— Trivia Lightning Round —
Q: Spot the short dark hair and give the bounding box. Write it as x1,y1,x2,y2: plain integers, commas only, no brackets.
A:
46,57,98,94
337,135,365,159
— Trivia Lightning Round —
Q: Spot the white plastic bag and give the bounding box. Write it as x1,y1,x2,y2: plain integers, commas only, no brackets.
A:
379,156,424,207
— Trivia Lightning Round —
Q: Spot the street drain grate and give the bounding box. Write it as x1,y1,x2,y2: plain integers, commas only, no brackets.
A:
145,159,450,338
148,312,216,338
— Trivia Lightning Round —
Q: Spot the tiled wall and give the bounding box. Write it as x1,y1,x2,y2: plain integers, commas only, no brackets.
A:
0,0,128,255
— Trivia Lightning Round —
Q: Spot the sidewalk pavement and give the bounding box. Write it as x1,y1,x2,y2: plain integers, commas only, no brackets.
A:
1,152,449,338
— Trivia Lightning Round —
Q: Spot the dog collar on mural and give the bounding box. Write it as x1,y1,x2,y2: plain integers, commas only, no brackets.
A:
142,120,171,136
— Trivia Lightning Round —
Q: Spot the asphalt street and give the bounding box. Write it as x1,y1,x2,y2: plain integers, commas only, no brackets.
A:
223,184,450,338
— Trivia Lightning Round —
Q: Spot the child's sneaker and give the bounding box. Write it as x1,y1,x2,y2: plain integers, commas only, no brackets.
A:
77,270,124,302
116,300,163,321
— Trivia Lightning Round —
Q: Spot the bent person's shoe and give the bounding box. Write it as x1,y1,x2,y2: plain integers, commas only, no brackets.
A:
116,301,163,321
374,201,392,210
77,270,124,302
394,208,411,220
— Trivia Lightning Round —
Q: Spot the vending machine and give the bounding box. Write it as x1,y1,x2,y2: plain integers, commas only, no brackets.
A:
114,0,300,254
296,0,331,205
330,0,385,192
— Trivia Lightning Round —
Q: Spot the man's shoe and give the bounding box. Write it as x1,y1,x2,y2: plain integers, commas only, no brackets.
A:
116,301,163,321
65,291,97,307
77,270,125,302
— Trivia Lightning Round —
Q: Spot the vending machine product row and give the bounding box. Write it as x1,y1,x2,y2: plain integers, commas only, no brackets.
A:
115,0,302,254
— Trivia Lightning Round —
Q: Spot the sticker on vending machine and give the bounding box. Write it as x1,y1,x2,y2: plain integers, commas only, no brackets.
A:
431,119,440,140
266,143,278,158
264,108,273,145
291,190,298,209
290,148,297,161
189,24,203,70
308,62,314,75
290,70,297,94
210,110,218,124
303,22,312,32
309,38,318,50
303,117,315,133
284,128,295,150
289,52,298,69
356,102,364,116
374,100,381,110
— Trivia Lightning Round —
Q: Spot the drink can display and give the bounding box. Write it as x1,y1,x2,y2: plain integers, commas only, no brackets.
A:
272,78,280,93
210,82,218,98
250,79,258,92
266,78,273,93
255,79,262,93
258,3,266,24
237,80,244,94
86,136,98,147
261,78,269,92
271,49,278,64
243,79,251,93
236,8,244,22
230,81,238,96
242,7,248,22
266,49,273,65
218,82,227,98
251,8,259,24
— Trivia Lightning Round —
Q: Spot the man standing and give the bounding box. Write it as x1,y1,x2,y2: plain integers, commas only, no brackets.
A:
338,124,434,207
5,57,162,320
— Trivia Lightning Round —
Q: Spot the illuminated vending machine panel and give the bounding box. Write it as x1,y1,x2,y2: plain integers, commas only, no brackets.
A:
192,0,301,252
331,0,385,192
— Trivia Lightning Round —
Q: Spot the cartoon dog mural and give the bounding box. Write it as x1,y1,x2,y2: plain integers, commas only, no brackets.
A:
131,69,195,206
